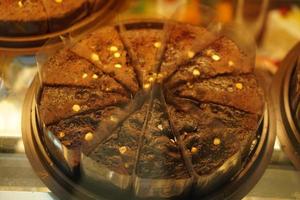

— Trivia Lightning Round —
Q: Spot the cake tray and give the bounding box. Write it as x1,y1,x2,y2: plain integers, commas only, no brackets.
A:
271,42,300,170
22,75,276,200
0,0,126,56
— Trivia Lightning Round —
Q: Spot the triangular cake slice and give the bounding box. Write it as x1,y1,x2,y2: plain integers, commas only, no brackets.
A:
42,49,126,95
39,86,129,125
167,98,259,193
44,106,122,171
48,106,120,149
135,98,192,198
167,37,254,88
81,101,150,193
120,24,165,86
71,26,139,93
174,74,264,115
167,97,259,158
160,22,217,81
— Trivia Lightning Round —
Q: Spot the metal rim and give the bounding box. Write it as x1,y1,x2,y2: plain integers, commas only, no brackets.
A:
22,75,275,200
271,43,300,170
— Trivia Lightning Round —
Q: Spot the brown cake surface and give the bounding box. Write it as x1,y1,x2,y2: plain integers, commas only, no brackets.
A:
136,99,190,179
120,26,165,86
167,36,253,88
160,22,217,81
88,102,149,175
48,106,120,149
71,26,139,93
174,74,264,114
38,21,264,199
39,86,129,125
42,49,126,94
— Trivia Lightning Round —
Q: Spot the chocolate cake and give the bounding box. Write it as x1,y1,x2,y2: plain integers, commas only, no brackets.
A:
0,0,102,36
38,21,264,199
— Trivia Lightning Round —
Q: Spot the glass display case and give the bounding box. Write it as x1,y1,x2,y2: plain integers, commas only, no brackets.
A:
0,0,300,200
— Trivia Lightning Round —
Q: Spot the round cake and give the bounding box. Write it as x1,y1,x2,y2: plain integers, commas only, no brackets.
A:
0,0,104,36
38,21,264,199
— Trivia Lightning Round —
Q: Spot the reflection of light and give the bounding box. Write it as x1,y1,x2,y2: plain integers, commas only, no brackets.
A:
53,137,63,151
15,139,25,152
0,77,3,89
0,100,21,137
0,77,9,100
274,137,282,150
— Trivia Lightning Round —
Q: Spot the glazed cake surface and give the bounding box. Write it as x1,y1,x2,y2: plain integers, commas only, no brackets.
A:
38,21,264,199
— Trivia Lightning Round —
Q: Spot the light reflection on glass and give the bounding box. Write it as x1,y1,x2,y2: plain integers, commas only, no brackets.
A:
0,100,21,137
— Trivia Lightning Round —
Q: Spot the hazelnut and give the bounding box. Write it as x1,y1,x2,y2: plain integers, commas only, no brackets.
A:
114,64,122,69
82,73,88,79
154,42,161,48
235,83,243,90
91,53,100,61
72,104,81,112
213,138,221,145
92,74,98,79
119,146,128,154
110,46,118,52
187,50,195,58
85,132,94,141
192,69,200,77
211,54,221,61
114,52,121,58
191,147,198,154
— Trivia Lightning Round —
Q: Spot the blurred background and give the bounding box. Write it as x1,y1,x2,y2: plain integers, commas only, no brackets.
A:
1,0,300,199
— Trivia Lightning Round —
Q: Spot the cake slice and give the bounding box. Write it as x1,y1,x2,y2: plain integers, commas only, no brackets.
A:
183,127,242,194
81,101,150,193
71,26,139,93
42,49,126,95
120,25,165,87
41,0,88,32
167,97,259,158
44,106,120,171
48,107,120,149
0,0,48,36
167,98,259,194
39,86,129,125
135,98,192,198
174,74,264,115
167,37,253,88
160,22,217,81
